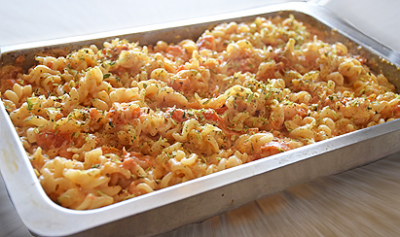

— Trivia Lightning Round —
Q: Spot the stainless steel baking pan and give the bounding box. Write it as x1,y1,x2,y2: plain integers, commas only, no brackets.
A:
1,2,400,237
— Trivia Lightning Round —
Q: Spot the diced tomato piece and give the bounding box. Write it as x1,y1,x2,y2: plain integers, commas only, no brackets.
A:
297,108,307,117
36,131,71,150
131,106,141,118
46,61,54,68
171,78,190,92
260,141,290,157
89,108,100,118
203,110,220,122
176,65,186,72
122,158,137,170
101,146,122,156
197,35,216,50
368,94,377,102
165,108,186,123
116,45,129,52
166,45,184,57
107,105,141,125
59,149,74,159
6,79,16,86
394,105,400,118
214,104,228,114
172,108,185,122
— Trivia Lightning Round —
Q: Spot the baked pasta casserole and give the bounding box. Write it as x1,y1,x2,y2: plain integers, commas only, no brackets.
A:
1,15,399,210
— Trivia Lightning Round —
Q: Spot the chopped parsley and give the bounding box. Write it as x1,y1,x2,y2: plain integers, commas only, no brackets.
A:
26,98,34,110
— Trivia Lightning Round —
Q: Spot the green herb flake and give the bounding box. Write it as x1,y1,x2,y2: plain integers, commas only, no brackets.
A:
171,119,177,125
103,73,111,79
202,99,210,105
201,156,207,163
247,93,254,103
26,98,34,110
123,194,135,201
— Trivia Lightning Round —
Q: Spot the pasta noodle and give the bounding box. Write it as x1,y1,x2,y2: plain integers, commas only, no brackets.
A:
1,15,400,210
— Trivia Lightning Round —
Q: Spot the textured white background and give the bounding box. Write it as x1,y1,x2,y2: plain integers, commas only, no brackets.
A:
0,0,399,53
1,0,400,236
0,0,300,47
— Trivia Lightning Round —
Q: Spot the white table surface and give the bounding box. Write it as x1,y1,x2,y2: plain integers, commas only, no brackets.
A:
1,0,400,236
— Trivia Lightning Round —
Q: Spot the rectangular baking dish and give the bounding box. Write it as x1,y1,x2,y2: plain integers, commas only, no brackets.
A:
1,2,400,237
